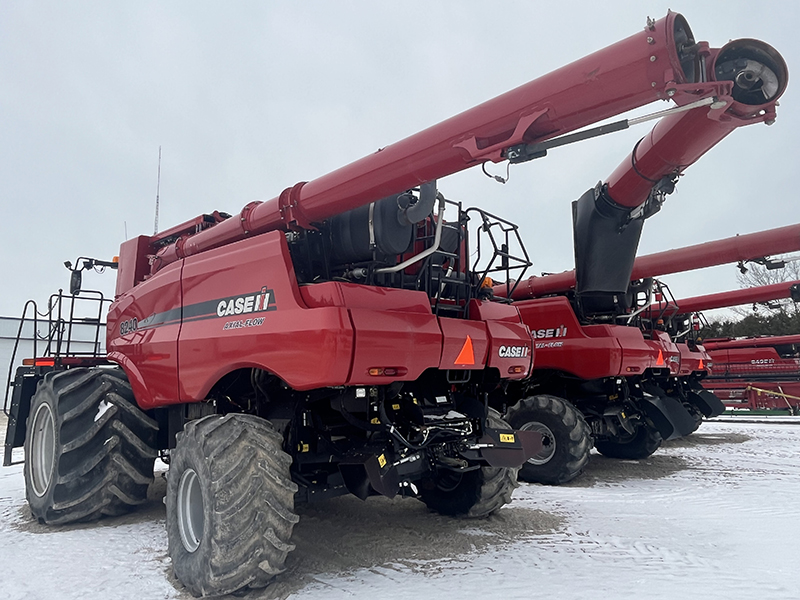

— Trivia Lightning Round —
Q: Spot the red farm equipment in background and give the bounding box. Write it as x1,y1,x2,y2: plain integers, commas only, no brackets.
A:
2,11,788,597
498,217,799,484
650,281,800,414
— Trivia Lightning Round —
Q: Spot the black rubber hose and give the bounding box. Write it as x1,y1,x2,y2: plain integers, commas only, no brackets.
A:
400,180,437,225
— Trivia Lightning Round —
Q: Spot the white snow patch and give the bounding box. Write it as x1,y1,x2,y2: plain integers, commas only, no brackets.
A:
94,400,113,422
0,421,798,599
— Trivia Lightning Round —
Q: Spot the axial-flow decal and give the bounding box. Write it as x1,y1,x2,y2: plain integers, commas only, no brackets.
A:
118,286,277,336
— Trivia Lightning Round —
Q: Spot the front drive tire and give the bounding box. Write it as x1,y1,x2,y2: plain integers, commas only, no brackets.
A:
166,414,299,597
504,395,592,485
419,409,519,518
594,423,662,460
24,367,158,524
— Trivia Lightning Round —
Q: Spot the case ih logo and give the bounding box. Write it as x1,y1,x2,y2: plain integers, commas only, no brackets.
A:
498,345,529,358
216,287,276,317
533,325,567,339
751,358,776,365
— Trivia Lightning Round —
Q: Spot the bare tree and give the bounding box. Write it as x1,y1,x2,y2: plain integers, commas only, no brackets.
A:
733,253,800,317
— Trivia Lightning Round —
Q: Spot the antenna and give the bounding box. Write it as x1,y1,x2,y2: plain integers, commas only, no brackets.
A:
154,146,162,235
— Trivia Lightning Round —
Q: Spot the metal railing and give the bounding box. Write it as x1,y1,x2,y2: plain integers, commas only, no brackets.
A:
3,289,110,414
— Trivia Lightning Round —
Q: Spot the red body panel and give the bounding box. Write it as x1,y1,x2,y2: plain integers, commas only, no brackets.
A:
301,281,443,384
676,342,710,376
177,234,358,400
468,300,533,375
515,297,679,380
115,235,151,299
108,261,182,408
108,232,532,409
703,335,800,410
707,347,800,380
649,330,682,376
347,308,441,384
438,318,489,370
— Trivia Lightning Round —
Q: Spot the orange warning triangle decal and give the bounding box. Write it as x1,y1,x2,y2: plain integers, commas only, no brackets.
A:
698,358,704,369
656,349,664,366
455,335,475,365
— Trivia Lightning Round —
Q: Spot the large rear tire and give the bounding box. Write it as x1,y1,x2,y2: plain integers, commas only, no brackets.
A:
594,424,662,460
419,409,519,518
24,367,157,524
166,414,299,597
504,395,591,485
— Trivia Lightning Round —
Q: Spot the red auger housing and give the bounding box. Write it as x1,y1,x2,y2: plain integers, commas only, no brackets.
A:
505,222,800,301
650,280,800,319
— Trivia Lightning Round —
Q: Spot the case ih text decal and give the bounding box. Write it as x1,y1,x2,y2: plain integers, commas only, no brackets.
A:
498,345,530,358
119,287,276,336
532,325,568,349
217,287,276,330
533,325,568,339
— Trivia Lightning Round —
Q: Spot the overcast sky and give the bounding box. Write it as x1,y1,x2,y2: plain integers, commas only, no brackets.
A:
1,1,797,320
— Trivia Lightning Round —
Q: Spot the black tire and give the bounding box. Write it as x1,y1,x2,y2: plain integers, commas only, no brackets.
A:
419,409,519,518
684,403,704,434
594,424,662,459
24,367,158,524
504,395,591,485
166,414,299,597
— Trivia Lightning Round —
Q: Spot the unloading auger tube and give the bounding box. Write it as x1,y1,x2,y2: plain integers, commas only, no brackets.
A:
129,11,739,288
503,220,800,302
650,280,800,317
497,43,787,309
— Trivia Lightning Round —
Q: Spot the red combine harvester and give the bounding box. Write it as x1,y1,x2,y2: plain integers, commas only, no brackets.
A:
499,218,799,484
653,282,800,414
634,231,800,424
1,11,788,597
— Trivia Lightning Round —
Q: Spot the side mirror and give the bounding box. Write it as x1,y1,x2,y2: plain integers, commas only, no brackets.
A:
69,269,82,295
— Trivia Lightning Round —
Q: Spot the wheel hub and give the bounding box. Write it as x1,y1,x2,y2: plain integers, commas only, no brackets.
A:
30,402,56,497
177,468,205,553
520,421,556,465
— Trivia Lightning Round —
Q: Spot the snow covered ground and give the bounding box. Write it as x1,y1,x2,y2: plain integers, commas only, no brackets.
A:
2,419,798,600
